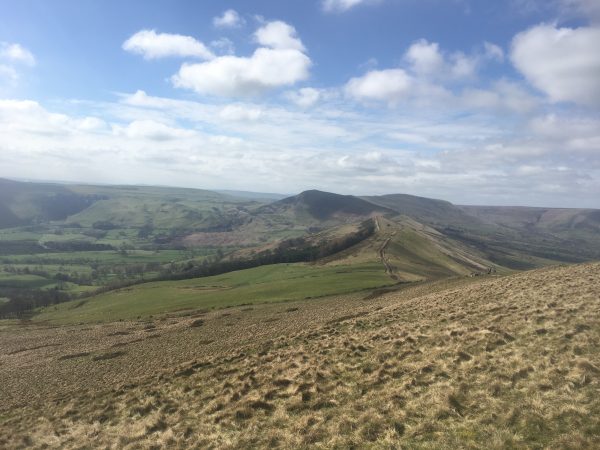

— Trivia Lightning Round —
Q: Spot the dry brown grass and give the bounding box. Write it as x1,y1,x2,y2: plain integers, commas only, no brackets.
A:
1,262,599,448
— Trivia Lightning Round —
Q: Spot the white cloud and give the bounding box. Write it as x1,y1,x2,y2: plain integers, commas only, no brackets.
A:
285,87,321,108
322,0,374,13
449,52,478,79
345,69,412,104
219,105,262,121
483,42,504,62
122,29,214,60
529,114,600,144
0,99,107,136
0,64,18,81
209,135,244,146
115,120,196,141
0,42,35,66
213,9,244,28
405,40,444,75
77,117,107,132
461,80,538,114
173,48,311,96
404,39,479,79
254,21,305,51
171,22,312,96
1,95,599,207
511,24,600,106
172,21,311,97
121,90,184,110
210,37,235,55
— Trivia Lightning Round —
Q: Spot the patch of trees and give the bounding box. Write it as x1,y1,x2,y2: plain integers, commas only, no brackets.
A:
0,240,46,255
43,241,114,252
81,228,108,239
137,224,154,239
0,287,70,318
92,220,118,230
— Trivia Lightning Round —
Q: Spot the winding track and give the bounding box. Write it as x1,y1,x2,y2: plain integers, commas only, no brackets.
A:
375,217,398,280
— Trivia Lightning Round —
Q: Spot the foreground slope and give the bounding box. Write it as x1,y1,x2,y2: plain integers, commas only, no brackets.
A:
1,262,598,448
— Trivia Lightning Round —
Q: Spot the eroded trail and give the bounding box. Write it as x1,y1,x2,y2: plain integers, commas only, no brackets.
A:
375,217,398,280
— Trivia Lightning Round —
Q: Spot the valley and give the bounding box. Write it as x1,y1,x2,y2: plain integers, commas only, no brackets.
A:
2,178,598,322
1,179,599,448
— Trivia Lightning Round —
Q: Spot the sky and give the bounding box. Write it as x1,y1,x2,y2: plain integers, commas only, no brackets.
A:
0,0,599,207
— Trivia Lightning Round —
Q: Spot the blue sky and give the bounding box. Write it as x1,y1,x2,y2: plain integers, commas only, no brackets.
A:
0,0,599,206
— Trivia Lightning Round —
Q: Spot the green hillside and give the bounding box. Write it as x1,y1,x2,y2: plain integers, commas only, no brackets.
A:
34,262,395,324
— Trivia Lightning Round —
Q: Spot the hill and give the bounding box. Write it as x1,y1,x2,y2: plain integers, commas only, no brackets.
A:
1,178,599,318
215,190,287,202
360,194,600,268
1,262,598,448
363,193,482,229
320,216,499,281
257,190,395,224
0,178,259,231
30,215,502,324
460,205,600,233
0,178,101,227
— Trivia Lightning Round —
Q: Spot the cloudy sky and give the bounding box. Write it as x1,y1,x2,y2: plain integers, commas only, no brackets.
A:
0,0,599,206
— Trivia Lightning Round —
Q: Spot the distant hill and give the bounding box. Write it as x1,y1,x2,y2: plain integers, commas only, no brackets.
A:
459,205,600,233
215,190,287,202
358,193,600,269
1,178,599,270
0,178,258,231
0,178,101,227
258,190,395,223
362,193,482,229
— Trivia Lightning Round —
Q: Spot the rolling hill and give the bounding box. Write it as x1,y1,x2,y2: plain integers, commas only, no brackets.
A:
0,178,102,227
1,177,599,275
460,205,600,233
0,178,258,231
32,215,502,324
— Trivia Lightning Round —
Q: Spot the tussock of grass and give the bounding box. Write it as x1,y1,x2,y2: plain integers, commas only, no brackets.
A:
0,262,599,448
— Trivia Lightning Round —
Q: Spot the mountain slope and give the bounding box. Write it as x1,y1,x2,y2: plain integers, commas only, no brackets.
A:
319,216,499,281
2,262,598,449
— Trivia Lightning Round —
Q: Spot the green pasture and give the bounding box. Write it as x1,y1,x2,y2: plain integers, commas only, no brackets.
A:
34,262,395,324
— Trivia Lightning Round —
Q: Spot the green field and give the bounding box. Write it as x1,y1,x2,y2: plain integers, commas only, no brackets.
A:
34,262,395,324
